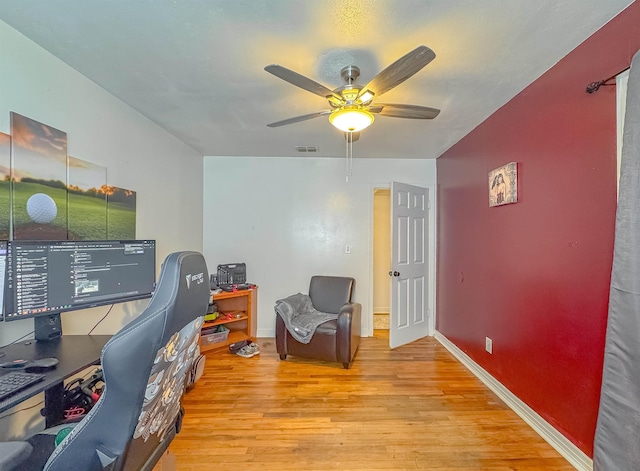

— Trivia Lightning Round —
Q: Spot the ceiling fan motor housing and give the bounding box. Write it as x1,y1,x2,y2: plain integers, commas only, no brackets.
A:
340,65,360,84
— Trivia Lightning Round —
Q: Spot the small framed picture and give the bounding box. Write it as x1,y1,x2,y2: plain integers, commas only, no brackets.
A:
489,162,517,207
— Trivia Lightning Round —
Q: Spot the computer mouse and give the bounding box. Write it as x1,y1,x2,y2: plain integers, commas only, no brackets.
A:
0,359,29,369
25,357,59,372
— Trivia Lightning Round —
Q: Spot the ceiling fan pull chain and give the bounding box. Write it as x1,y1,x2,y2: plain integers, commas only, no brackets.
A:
345,132,354,182
349,136,353,178
345,133,349,182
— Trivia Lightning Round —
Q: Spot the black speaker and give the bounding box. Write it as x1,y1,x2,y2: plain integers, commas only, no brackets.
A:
34,314,62,342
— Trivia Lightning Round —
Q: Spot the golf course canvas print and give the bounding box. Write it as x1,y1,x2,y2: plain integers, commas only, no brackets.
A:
107,187,136,239
11,112,69,240
6,112,137,241
0,132,10,239
67,156,108,240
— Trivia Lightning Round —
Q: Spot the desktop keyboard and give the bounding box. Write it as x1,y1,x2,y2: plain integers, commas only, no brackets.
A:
0,371,45,401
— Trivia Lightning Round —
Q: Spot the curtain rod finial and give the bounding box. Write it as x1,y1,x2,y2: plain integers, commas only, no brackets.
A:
586,80,604,94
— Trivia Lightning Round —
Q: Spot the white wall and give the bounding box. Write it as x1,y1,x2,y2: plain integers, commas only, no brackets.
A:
0,20,204,343
203,156,436,337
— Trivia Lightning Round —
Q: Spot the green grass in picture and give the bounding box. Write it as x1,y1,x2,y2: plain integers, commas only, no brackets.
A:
68,192,107,240
13,181,68,239
0,180,10,239
107,201,136,239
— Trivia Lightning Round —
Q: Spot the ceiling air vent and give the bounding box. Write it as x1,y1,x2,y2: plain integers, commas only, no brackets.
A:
294,146,318,153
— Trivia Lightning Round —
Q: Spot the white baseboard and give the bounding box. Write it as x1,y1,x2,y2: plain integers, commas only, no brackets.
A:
434,331,592,471
257,328,275,338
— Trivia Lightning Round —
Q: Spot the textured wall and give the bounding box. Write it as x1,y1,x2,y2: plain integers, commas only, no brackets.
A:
203,156,436,337
436,2,640,455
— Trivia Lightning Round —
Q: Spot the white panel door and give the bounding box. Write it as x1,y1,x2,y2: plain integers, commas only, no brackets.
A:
389,182,429,349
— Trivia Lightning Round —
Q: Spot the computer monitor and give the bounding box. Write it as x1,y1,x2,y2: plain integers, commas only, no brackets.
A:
4,240,156,340
0,240,7,321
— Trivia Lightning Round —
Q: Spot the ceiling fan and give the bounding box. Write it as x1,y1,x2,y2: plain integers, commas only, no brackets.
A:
264,45,440,140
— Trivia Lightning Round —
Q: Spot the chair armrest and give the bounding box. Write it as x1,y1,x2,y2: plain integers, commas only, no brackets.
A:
0,442,32,471
336,302,362,367
275,311,288,354
337,302,362,328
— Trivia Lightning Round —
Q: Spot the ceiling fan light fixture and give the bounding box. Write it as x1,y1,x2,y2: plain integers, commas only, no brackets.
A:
358,90,375,104
329,106,374,132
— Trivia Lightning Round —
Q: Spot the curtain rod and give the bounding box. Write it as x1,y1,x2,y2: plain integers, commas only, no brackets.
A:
586,66,631,94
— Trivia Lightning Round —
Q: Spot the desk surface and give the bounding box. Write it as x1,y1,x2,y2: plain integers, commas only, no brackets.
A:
0,335,111,414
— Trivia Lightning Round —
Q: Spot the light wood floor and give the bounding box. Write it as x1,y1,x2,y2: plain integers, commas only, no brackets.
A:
167,332,575,470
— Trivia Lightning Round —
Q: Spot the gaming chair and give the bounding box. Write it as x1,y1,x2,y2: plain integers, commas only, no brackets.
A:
3,251,210,471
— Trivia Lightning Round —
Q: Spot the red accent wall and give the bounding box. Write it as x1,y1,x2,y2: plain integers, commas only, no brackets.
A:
436,3,640,456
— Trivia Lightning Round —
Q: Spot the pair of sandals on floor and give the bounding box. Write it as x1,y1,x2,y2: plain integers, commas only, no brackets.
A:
235,342,260,358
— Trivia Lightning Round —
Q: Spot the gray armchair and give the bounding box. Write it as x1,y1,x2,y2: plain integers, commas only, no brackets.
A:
275,276,361,369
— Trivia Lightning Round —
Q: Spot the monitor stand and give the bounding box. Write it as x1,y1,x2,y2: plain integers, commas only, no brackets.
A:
34,313,63,342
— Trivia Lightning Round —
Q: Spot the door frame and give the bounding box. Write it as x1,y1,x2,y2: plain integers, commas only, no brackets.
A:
368,181,437,339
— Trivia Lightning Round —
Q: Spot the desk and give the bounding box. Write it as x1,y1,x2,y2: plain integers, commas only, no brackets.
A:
0,335,110,426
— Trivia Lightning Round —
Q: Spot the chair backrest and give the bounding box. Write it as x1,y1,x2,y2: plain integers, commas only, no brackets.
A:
44,251,210,471
308,276,354,314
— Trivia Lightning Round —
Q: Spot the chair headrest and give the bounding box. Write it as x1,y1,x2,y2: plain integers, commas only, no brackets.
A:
153,251,210,344
309,276,355,313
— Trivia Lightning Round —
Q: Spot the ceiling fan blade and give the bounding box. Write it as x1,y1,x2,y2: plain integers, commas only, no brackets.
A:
265,64,344,102
344,132,360,143
360,46,436,99
267,111,331,127
372,103,440,119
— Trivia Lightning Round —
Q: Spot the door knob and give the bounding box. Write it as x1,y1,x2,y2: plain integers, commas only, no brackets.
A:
388,271,400,277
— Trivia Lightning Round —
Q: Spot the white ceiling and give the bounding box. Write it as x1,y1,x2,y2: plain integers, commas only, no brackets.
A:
0,1,632,159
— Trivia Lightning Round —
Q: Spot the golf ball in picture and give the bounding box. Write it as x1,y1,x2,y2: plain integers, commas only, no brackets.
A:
26,193,58,224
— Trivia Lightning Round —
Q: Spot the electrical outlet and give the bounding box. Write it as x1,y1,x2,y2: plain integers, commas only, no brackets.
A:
345,245,352,254
485,337,493,354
